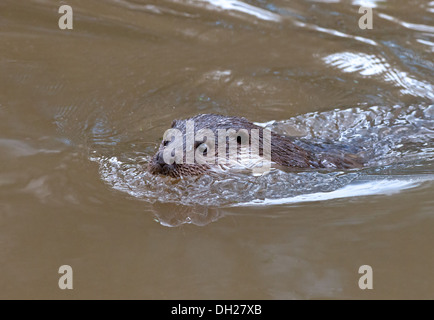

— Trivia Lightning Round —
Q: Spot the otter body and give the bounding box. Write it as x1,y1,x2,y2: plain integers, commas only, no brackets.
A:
148,114,363,178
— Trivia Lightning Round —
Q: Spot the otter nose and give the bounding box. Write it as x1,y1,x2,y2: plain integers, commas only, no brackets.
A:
156,152,167,167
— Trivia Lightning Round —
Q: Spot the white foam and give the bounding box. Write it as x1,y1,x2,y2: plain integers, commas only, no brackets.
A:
234,176,434,206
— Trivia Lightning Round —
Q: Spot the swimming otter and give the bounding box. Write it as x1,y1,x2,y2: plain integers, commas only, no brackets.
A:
148,114,363,178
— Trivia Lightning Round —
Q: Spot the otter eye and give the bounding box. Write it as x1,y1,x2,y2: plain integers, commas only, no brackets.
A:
196,143,208,154
163,140,170,147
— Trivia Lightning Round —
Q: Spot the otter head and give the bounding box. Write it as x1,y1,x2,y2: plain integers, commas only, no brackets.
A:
148,114,269,178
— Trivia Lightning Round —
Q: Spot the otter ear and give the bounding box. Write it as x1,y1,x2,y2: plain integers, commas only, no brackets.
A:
171,120,177,128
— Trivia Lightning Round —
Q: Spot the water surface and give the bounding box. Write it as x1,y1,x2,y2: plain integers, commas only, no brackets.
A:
0,0,433,299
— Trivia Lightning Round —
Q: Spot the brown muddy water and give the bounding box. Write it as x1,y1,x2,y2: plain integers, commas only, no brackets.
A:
0,0,433,299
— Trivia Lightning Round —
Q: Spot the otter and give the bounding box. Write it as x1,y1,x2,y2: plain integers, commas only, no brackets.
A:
148,114,363,178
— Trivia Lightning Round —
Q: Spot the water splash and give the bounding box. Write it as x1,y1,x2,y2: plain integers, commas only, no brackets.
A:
235,175,434,206
92,105,434,225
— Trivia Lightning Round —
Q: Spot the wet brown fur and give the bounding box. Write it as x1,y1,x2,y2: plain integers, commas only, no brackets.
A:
148,114,363,178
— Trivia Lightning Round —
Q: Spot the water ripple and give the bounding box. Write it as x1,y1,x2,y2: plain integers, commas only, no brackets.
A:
195,0,281,21
294,21,378,46
378,13,434,34
323,52,434,100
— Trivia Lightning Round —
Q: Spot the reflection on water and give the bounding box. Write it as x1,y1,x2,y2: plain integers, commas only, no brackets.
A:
378,12,434,33
237,176,434,206
1,0,434,299
196,0,281,21
323,52,434,99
